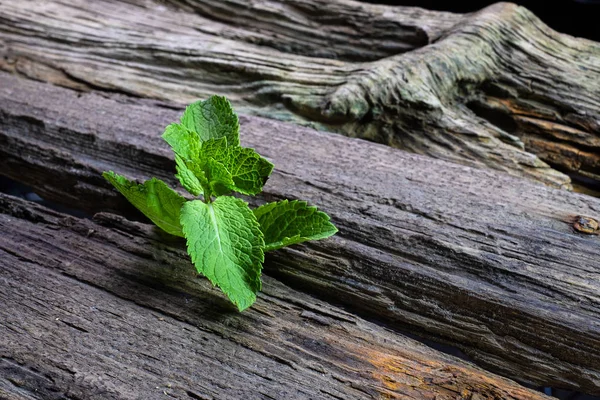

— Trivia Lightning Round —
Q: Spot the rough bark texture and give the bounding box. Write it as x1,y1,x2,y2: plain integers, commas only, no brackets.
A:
1,73,599,394
1,193,552,400
0,0,599,193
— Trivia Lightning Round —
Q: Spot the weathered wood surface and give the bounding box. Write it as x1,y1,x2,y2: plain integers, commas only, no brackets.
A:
1,73,599,394
0,193,551,400
1,0,599,192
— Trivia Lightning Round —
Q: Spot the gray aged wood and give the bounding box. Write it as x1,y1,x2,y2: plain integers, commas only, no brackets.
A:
1,73,599,394
0,193,551,400
0,0,598,192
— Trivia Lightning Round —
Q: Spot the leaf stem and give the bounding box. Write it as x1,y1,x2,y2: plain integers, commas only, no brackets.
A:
203,187,213,203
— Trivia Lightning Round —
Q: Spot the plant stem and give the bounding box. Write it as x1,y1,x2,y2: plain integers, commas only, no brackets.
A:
203,187,212,203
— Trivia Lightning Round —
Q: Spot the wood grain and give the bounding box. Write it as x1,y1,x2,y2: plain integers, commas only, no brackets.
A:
1,72,598,393
0,0,598,190
0,193,549,400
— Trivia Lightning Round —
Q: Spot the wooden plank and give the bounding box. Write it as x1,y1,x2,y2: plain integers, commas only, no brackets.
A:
0,193,549,400
1,0,599,190
0,72,599,393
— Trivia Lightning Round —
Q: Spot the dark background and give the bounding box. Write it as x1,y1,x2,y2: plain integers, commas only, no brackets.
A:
363,0,600,41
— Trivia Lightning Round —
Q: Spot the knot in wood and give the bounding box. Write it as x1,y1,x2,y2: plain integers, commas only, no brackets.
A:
573,216,599,235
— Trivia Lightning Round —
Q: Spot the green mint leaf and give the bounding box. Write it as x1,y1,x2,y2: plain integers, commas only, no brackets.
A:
195,137,233,196
198,138,273,195
200,137,228,160
180,197,264,311
103,171,185,237
253,200,338,252
175,155,205,196
205,158,235,196
163,124,208,196
180,96,240,147
223,147,273,195
162,123,201,161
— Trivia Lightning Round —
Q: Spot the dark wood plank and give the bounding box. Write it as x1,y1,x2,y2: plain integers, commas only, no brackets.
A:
0,193,549,400
0,72,599,393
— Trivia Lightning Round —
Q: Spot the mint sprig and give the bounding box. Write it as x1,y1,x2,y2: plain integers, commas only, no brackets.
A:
103,95,337,311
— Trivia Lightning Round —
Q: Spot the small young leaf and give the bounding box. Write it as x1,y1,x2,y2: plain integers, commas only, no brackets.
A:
162,123,201,161
181,96,240,147
175,155,205,196
103,171,185,237
205,158,235,196
223,147,273,195
198,138,273,195
180,197,264,311
253,200,338,252
200,137,228,160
